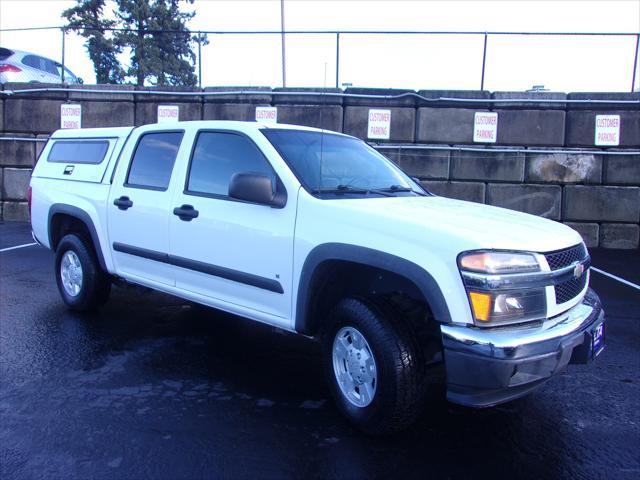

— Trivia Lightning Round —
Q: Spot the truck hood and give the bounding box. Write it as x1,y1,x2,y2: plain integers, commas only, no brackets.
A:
336,195,583,253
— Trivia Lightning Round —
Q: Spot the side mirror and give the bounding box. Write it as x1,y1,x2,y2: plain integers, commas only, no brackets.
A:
229,172,286,208
77,77,84,84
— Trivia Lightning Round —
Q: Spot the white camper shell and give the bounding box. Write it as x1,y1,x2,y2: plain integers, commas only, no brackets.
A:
33,127,133,184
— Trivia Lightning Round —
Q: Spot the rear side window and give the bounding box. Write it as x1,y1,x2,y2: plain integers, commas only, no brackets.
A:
22,55,40,69
126,131,183,190
186,132,275,197
48,140,110,164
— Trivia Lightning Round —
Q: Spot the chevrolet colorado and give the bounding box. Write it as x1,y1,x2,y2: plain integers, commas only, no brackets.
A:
29,121,605,434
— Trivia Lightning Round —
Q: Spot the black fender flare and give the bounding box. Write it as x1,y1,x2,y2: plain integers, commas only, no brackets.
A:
295,243,452,334
48,204,108,271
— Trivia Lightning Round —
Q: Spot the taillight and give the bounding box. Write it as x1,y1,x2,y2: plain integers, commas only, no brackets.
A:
0,64,22,73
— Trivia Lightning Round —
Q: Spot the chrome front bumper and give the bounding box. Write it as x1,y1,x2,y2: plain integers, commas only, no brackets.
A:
441,288,604,407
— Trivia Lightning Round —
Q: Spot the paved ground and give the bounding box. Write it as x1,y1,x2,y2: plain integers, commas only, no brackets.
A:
1,222,639,480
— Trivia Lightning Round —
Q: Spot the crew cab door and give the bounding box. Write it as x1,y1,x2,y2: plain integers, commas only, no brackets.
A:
168,130,295,326
108,128,186,286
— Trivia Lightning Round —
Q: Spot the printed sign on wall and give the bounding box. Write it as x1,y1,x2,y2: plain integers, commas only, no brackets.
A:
473,112,498,143
256,106,278,123
594,114,620,146
60,104,81,129
368,109,391,140
157,105,180,123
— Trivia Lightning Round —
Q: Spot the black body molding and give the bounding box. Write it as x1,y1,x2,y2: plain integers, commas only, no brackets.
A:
112,242,284,294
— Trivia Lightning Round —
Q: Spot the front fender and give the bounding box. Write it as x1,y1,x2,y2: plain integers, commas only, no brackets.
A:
294,243,452,335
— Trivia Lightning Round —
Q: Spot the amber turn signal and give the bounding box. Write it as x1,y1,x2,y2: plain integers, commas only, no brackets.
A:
469,291,492,322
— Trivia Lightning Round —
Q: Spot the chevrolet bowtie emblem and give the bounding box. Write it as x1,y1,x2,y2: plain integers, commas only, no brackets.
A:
573,263,585,279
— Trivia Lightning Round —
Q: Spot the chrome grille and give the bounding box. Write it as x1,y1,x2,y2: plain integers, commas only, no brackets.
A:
543,244,589,305
544,243,588,271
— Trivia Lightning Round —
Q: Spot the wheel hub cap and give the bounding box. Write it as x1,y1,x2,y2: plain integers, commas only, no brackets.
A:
60,251,83,297
332,326,377,407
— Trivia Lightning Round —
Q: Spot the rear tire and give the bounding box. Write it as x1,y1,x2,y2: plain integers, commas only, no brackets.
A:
322,296,427,435
55,234,111,311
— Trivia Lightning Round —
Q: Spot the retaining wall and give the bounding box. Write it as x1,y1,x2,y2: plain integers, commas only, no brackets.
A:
1,84,638,248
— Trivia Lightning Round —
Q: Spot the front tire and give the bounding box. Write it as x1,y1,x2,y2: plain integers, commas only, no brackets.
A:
322,297,427,435
55,234,111,311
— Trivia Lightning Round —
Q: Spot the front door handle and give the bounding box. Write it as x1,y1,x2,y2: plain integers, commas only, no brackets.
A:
173,204,199,221
113,196,133,210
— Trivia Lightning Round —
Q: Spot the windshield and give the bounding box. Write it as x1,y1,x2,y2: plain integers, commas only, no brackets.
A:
262,129,421,197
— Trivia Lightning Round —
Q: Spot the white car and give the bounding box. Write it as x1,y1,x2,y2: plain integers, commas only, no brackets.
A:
0,47,83,84
29,121,605,434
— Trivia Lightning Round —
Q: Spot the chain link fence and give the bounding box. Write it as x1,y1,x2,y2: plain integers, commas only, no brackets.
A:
0,27,639,91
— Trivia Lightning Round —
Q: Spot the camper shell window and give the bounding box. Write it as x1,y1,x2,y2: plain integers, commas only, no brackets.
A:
48,140,110,164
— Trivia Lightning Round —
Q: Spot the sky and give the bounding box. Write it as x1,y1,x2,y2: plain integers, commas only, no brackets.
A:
0,0,639,92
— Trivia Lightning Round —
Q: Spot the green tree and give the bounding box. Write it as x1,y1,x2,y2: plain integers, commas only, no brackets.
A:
63,0,124,84
148,0,199,86
116,0,202,86
114,0,154,86
64,0,203,86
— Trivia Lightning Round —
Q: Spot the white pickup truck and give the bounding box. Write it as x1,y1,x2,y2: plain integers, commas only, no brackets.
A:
29,121,605,434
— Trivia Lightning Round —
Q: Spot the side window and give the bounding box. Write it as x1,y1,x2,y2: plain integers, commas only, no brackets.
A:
187,132,275,197
64,67,77,82
43,58,60,76
126,131,183,190
22,55,40,69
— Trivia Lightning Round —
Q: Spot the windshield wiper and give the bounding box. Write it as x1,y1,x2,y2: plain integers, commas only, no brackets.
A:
311,185,395,197
378,184,429,196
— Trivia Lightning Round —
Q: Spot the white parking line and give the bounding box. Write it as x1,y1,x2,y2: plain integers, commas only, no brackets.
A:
592,267,640,291
0,242,37,253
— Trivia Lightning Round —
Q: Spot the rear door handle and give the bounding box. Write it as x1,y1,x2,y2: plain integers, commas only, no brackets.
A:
113,196,133,210
173,204,199,221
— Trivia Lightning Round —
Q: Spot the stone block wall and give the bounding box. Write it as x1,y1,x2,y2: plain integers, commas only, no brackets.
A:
1,84,638,248
415,147,639,248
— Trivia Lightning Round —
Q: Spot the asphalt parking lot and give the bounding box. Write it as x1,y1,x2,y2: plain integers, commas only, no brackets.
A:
1,222,639,480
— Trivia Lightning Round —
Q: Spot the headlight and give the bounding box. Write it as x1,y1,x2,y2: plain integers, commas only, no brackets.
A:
459,251,546,326
466,289,547,324
458,251,540,274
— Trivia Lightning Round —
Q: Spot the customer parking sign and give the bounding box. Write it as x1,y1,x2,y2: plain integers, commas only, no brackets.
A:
595,115,620,146
473,112,498,143
368,109,391,139
60,104,81,129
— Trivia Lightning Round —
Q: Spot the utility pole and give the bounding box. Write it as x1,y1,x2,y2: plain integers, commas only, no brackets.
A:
198,34,202,89
280,0,286,87
61,28,66,83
